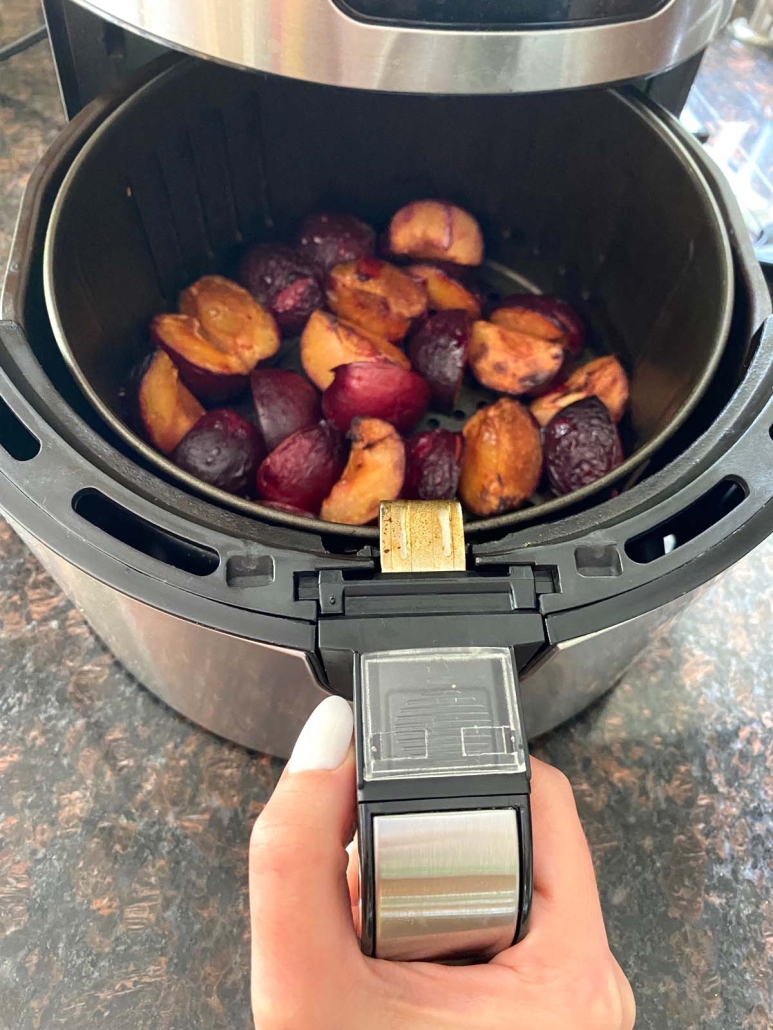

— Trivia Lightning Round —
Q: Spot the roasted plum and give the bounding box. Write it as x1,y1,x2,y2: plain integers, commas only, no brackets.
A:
407,262,482,318
321,418,405,525
408,310,471,411
388,200,484,266
255,421,346,514
300,310,409,390
403,429,462,501
543,396,623,496
152,313,259,403
326,257,427,342
237,242,324,337
459,398,542,516
296,212,376,274
179,274,280,368
138,349,204,455
321,362,430,434
172,409,265,495
468,320,564,397
492,295,585,356
490,304,566,345
530,355,629,426
250,367,321,452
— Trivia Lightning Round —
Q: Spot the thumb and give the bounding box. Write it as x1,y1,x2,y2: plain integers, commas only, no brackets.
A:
250,696,360,1018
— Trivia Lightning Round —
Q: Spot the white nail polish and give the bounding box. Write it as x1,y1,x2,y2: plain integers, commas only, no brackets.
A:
288,695,354,773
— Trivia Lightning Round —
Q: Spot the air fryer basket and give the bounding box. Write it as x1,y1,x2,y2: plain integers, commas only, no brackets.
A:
43,59,733,539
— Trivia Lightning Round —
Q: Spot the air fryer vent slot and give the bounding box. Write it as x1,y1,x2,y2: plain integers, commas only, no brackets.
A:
625,477,747,564
0,397,40,461
73,489,219,576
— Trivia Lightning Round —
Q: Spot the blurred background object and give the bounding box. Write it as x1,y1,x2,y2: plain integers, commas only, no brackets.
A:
682,12,773,267
730,0,773,46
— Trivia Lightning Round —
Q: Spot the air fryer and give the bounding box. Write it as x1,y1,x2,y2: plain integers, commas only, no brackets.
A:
0,0,770,962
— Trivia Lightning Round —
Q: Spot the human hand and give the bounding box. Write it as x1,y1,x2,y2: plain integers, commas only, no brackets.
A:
250,696,635,1029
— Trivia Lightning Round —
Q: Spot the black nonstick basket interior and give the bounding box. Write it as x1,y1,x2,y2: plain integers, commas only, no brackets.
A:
43,58,734,539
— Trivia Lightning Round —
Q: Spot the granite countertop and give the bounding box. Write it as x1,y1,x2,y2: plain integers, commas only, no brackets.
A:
1,5,772,1027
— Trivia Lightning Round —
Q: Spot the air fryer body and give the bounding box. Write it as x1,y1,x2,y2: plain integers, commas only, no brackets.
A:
13,522,695,753
0,5,770,758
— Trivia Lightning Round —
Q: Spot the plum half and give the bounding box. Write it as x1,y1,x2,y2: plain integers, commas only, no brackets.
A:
403,429,462,501
406,262,482,318
388,200,484,266
255,421,346,515
326,257,427,343
321,418,405,525
138,349,204,455
321,361,430,434
300,310,410,390
172,409,265,495
179,274,280,367
543,396,623,496
468,320,564,397
237,242,324,337
489,303,566,345
250,367,321,453
530,355,630,426
152,312,263,403
459,398,542,516
491,295,586,356
296,212,376,274
408,310,471,411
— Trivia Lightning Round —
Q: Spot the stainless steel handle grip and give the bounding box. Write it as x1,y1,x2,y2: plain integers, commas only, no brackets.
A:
372,808,521,961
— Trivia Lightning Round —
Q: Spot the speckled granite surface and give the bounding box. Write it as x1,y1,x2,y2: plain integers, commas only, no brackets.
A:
1,6,772,1028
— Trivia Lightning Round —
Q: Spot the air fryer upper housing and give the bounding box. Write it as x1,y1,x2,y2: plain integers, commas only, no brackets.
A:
66,0,733,94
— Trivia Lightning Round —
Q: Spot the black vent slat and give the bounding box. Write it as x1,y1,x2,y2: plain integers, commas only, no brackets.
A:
127,154,187,302
188,109,241,254
222,92,273,241
156,128,215,283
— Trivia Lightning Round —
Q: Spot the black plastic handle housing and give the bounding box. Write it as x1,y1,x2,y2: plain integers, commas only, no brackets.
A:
353,645,533,962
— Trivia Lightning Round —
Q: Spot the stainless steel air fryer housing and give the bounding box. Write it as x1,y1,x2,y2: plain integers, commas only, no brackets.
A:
65,0,733,95
1,48,767,755
2,0,770,962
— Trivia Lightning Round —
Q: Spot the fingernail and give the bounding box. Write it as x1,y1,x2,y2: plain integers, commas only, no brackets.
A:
288,695,353,773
